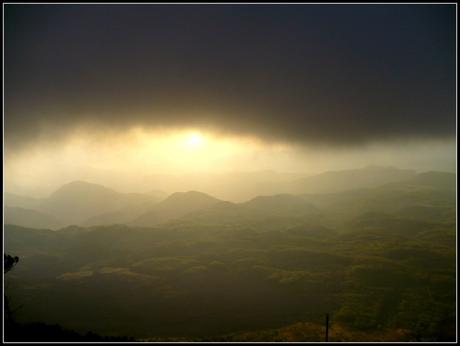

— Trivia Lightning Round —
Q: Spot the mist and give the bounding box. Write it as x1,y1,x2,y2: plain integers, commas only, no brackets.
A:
4,126,455,198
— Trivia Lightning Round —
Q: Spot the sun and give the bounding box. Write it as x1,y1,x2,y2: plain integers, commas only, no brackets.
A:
185,132,205,149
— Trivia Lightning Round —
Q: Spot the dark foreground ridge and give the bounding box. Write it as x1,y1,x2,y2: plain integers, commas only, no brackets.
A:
5,321,136,342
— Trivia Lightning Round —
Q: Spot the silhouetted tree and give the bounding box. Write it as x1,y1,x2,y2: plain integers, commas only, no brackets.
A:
4,254,20,335
4,254,19,273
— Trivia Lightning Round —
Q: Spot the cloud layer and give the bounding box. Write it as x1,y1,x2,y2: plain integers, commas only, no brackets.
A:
5,5,456,151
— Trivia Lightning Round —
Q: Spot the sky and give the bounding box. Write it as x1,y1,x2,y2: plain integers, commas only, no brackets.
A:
4,4,457,196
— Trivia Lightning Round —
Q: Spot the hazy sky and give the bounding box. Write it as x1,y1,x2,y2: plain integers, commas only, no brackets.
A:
4,4,456,195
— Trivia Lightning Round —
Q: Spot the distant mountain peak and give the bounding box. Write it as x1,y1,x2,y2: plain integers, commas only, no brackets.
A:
363,165,398,171
131,190,222,227
49,181,119,198
56,180,116,190
291,166,417,194
164,190,220,202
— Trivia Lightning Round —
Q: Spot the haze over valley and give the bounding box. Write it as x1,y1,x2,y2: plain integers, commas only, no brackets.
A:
4,166,452,230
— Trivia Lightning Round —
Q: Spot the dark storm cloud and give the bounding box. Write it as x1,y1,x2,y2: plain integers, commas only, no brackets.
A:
4,4,456,149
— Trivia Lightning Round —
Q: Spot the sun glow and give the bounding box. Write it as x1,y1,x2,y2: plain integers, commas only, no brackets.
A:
185,132,205,149
4,126,300,195
115,127,263,173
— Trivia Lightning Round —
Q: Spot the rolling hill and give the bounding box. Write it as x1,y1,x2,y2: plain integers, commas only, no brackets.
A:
4,207,63,230
131,191,223,227
5,181,165,227
3,169,455,230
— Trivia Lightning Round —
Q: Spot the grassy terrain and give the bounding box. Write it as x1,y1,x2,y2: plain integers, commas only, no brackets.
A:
4,174,456,341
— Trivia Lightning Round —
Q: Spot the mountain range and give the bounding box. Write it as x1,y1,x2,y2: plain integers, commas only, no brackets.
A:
3,166,455,230
4,166,456,341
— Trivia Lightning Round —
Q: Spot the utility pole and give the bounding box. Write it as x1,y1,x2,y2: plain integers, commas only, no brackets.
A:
325,313,329,342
